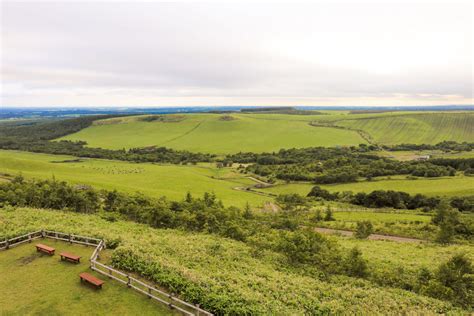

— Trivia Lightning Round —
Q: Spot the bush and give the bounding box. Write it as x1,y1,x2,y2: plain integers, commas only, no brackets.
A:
344,247,369,277
421,254,474,308
355,221,373,239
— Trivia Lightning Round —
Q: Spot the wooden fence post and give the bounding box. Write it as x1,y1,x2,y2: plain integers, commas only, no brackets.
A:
5,240,9,250
41,230,45,238
127,275,131,288
28,234,32,243
148,287,152,299
108,268,112,279
69,234,72,244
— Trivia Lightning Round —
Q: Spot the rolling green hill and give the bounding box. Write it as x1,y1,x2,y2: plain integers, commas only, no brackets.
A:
334,112,474,145
59,113,367,154
58,112,473,154
0,150,269,208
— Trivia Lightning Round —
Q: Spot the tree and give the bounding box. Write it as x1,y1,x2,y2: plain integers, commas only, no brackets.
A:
324,207,334,221
432,201,460,244
421,254,474,307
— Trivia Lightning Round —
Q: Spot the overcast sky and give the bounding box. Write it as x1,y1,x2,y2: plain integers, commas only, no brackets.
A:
1,1,472,107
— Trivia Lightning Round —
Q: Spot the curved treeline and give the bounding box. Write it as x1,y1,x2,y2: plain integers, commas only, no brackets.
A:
0,115,214,164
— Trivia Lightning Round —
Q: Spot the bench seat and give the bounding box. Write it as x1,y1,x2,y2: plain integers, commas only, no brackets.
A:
60,252,81,263
79,272,104,289
36,243,55,255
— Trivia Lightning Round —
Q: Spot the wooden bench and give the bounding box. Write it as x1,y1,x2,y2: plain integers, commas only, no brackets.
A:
36,243,55,255
60,252,81,264
79,272,104,289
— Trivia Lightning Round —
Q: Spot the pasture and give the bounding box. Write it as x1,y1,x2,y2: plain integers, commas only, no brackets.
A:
58,111,473,153
59,113,367,153
335,112,474,145
259,174,474,197
0,150,270,208
0,239,170,315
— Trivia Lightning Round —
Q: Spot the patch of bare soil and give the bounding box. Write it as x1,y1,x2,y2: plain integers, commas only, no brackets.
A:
219,115,237,121
17,253,41,266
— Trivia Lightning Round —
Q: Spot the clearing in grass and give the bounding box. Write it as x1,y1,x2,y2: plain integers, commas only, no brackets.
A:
0,239,172,315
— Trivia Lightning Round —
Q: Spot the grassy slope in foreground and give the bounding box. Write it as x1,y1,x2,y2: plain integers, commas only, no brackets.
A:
336,112,474,145
0,239,171,315
0,207,467,314
59,113,367,154
260,174,474,197
0,150,268,208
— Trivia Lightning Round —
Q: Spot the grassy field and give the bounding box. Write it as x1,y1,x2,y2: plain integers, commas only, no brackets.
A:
59,113,367,154
335,112,474,145
58,111,473,153
308,207,438,239
0,207,467,314
259,174,474,197
0,150,270,208
0,239,171,315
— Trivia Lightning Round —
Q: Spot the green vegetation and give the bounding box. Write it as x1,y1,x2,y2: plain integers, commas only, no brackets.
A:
58,112,473,153
320,175,474,197
1,110,473,313
258,174,474,198
1,207,470,314
60,113,367,153
334,113,474,145
0,239,171,315
0,150,268,208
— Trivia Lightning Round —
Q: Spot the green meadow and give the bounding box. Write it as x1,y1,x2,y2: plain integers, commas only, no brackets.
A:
335,112,474,145
59,113,367,154
260,174,474,197
59,112,473,153
0,150,270,208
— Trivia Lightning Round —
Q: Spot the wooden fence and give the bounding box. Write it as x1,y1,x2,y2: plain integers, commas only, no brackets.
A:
0,230,212,316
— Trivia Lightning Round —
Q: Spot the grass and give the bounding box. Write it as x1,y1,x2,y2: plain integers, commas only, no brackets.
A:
259,174,474,197
57,111,473,153
321,175,474,197
59,113,367,154
0,207,467,314
308,206,438,239
335,112,474,145
0,239,171,315
0,150,270,208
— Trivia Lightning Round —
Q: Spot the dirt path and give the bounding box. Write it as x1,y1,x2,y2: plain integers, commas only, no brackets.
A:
314,227,425,243
162,119,206,144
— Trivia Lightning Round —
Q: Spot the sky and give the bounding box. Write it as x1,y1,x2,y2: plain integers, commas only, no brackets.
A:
1,1,473,107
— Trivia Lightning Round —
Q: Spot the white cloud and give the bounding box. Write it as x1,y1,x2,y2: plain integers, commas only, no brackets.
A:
1,1,472,107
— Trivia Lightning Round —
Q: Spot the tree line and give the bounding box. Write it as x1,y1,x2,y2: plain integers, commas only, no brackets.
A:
230,146,470,184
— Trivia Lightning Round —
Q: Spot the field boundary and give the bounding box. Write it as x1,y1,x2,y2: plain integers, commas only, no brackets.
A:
0,230,212,316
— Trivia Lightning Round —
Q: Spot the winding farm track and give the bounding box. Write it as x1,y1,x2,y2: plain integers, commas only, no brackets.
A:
314,227,425,243
161,119,206,144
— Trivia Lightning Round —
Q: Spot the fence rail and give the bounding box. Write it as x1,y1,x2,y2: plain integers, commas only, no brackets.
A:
0,229,212,316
